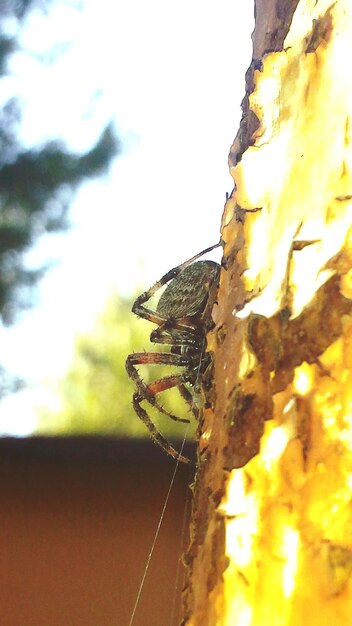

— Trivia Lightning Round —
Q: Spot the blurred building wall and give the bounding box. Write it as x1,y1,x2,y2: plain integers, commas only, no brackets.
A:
0,437,193,626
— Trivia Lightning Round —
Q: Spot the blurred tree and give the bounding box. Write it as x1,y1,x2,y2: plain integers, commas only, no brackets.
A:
37,293,196,441
0,0,119,326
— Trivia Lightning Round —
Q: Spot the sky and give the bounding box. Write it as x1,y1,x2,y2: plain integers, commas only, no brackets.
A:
0,0,254,434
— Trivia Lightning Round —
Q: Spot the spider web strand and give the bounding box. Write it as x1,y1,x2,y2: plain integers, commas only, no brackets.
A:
128,426,190,626
129,335,209,625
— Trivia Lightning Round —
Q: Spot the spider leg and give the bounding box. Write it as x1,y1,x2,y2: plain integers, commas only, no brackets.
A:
132,392,192,464
139,376,191,423
126,351,188,393
127,351,188,367
126,352,188,393
178,383,200,421
133,307,200,334
150,324,198,347
126,352,191,423
135,375,191,423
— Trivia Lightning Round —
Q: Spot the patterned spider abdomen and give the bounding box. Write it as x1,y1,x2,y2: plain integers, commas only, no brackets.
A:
156,260,220,319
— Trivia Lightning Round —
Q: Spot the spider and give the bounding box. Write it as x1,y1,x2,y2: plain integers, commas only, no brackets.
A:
125,243,221,464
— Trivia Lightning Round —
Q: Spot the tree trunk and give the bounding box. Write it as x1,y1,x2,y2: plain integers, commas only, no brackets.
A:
182,1,352,624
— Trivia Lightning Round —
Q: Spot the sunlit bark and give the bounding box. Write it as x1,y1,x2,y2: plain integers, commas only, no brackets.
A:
182,1,352,625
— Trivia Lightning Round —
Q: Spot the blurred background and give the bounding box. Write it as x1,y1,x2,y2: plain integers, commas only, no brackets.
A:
0,1,254,624
0,0,253,439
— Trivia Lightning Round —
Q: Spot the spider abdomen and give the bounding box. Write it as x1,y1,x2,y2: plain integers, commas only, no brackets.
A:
156,260,220,319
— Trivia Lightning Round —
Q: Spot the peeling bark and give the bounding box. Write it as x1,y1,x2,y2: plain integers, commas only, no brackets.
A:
182,1,352,624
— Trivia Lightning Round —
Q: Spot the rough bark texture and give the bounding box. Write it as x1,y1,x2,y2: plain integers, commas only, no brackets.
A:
182,1,352,624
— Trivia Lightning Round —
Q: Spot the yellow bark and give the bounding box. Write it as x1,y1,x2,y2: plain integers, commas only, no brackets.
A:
183,1,352,625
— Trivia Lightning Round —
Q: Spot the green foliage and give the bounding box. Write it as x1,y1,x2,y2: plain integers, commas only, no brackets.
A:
0,1,120,324
37,293,196,441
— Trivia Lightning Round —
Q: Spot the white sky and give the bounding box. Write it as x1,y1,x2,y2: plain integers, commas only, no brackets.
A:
0,0,254,434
